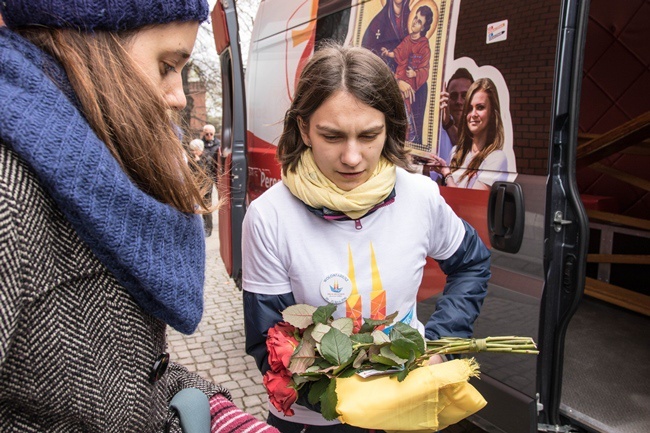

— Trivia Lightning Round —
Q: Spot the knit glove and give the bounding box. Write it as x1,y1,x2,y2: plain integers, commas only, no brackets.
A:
210,394,279,433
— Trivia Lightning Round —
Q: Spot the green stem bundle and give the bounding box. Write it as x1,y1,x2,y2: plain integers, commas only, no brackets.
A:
424,336,539,358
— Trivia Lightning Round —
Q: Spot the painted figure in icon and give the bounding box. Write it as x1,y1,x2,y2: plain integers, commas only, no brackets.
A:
381,5,436,142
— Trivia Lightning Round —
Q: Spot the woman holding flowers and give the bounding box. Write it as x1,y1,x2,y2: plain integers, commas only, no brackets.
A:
242,43,491,432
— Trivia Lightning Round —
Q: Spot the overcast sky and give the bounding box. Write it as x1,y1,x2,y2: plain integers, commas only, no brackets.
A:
208,0,260,60
195,0,261,117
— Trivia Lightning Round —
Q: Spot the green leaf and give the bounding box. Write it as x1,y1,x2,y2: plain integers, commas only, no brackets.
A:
311,323,331,343
379,345,408,365
302,325,314,341
320,328,353,366
332,352,356,375
313,303,337,325
289,338,316,374
336,366,358,378
315,357,333,369
359,311,399,333
389,339,418,360
316,365,337,374
350,333,374,344
389,322,425,358
308,376,331,405
371,330,390,344
320,378,339,421
293,374,317,386
352,349,368,368
394,366,410,382
283,304,317,328
368,344,381,358
369,353,399,366
395,351,415,382
362,363,392,372
331,317,354,336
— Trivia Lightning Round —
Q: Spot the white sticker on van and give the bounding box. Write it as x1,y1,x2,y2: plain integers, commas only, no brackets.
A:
486,20,508,44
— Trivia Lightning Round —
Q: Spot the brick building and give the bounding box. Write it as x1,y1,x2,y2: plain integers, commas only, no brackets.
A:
183,68,209,142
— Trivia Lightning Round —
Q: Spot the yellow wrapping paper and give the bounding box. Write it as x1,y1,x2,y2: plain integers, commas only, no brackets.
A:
335,359,487,431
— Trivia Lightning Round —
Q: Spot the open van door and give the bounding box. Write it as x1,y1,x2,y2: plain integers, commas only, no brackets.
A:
212,0,247,287
406,1,589,432
536,0,591,430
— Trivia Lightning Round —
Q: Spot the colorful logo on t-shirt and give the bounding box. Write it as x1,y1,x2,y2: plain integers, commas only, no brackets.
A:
319,273,352,304
345,243,387,333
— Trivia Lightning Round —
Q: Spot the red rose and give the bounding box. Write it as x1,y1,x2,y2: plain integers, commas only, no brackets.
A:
263,369,298,416
266,322,299,372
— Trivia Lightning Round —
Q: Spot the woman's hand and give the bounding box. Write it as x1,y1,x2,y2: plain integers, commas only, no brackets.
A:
412,153,450,179
428,354,445,365
425,154,450,177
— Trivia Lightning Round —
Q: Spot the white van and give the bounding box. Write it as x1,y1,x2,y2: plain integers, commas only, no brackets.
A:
211,1,650,432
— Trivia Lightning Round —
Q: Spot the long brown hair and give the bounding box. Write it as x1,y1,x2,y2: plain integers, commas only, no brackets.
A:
450,77,504,183
277,43,411,175
17,27,211,214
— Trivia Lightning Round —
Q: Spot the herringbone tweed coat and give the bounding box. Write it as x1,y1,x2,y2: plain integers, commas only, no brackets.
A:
0,142,229,432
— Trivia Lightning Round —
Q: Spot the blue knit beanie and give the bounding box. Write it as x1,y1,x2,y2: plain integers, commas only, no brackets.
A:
0,0,209,31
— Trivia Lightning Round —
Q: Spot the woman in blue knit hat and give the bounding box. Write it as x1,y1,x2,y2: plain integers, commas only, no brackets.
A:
0,1,278,432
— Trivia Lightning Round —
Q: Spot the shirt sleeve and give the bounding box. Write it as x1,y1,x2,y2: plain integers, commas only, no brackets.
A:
413,43,431,91
426,182,466,261
392,38,409,65
241,203,293,295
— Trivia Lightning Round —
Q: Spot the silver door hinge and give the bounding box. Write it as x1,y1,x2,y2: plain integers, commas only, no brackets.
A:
553,211,572,232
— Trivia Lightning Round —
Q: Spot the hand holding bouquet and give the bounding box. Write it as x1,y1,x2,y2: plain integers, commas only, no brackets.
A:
263,303,538,430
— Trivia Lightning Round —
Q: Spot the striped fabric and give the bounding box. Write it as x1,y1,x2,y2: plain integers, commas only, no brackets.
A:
210,395,279,433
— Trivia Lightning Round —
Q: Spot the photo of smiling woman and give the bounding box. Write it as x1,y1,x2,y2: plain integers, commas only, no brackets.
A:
429,77,508,189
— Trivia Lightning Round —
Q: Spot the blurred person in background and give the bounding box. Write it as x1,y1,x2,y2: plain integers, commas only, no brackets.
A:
201,124,220,236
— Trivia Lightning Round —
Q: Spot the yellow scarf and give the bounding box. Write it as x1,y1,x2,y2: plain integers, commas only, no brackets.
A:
282,149,396,220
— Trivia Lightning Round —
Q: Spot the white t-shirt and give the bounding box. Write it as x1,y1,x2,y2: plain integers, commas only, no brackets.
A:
450,148,508,188
242,167,465,425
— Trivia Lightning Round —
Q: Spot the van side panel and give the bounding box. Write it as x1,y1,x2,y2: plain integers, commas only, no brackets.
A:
419,1,565,432
241,1,588,432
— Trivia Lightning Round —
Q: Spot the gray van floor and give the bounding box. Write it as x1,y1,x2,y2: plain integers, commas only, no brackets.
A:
562,297,650,433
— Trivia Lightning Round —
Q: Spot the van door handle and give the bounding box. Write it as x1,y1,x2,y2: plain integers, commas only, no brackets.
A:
488,181,525,253
493,185,508,237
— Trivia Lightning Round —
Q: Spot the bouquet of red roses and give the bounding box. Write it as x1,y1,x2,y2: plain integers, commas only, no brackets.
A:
263,303,538,428
263,321,302,416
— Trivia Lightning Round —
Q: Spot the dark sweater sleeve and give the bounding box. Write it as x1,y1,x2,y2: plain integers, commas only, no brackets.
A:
243,291,296,375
